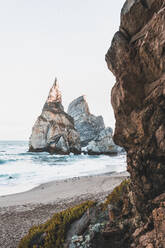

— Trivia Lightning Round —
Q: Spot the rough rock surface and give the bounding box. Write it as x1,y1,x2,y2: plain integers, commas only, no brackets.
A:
67,96,105,147
29,79,81,155
105,0,165,247
87,127,122,155
68,96,121,154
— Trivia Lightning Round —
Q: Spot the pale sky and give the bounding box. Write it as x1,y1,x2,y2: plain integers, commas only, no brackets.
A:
0,0,125,140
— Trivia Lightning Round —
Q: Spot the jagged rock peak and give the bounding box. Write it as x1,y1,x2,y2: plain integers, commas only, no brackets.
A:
67,95,90,117
68,96,105,147
68,96,122,155
47,78,62,103
29,78,81,155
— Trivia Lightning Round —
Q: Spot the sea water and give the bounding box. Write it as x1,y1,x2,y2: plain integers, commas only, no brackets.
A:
0,141,126,196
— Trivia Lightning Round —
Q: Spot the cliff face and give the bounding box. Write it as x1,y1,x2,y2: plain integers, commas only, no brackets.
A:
29,79,81,155
19,2,165,247
106,0,165,246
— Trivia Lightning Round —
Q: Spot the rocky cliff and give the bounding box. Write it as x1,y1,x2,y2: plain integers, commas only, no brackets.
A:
29,79,81,155
67,96,105,147
20,1,165,247
105,0,165,246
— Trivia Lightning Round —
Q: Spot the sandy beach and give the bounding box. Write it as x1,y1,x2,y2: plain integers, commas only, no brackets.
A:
0,171,129,248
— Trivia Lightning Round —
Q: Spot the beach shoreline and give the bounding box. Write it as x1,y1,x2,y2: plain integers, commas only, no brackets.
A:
0,171,128,207
0,171,129,248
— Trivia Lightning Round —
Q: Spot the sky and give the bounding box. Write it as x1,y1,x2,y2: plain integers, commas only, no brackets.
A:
0,0,125,140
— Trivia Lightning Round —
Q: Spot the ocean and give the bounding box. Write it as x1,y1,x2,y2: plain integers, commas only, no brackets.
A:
0,141,126,196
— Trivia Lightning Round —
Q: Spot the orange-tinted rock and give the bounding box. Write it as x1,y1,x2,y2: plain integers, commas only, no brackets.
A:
106,0,165,215
29,79,81,155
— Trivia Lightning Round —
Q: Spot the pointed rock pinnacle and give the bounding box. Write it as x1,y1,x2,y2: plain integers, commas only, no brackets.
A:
47,78,62,103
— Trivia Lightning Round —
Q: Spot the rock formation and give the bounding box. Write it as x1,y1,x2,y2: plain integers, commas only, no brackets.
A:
20,1,165,247
68,95,121,154
105,0,165,246
29,79,81,155
87,127,123,155
67,96,105,147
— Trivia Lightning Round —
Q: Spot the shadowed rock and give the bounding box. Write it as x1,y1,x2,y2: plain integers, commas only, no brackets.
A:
67,95,105,147
87,127,123,155
105,0,165,246
29,78,81,155
68,96,121,154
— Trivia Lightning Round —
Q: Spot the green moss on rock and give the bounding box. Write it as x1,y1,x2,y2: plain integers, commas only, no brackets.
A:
102,179,130,211
18,200,95,248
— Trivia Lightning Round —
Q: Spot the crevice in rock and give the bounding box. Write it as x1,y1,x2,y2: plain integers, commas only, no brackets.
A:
140,0,149,9
106,0,165,246
119,27,131,41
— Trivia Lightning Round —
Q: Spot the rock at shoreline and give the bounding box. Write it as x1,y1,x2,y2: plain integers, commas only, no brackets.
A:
87,127,123,155
29,79,81,155
105,0,165,246
68,95,121,154
67,96,105,147
19,1,165,247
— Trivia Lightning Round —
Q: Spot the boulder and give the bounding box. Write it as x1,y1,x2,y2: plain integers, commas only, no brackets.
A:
87,128,122,155
29,79,81,155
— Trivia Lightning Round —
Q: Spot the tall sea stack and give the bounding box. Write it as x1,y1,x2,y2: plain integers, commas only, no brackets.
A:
68,95,122,154
29,79,81,155
67,95,105,147
106,0,165,246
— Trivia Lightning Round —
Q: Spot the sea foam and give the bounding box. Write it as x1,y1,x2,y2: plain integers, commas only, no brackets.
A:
0,141,126,196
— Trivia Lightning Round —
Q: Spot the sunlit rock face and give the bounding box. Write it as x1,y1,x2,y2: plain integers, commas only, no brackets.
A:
29,79,81,155
106,0,165,246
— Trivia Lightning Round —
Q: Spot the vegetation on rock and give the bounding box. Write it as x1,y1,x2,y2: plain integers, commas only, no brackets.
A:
102,179,130,211
106,0,165,245
18,200,95,248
